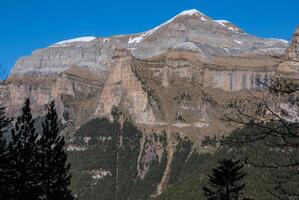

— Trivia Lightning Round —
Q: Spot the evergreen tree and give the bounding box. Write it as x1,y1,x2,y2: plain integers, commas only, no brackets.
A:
111,105,122,121
0,107,10,156
0,106,12,199
7,99,40,199
203,159,247,200
36,101,73,200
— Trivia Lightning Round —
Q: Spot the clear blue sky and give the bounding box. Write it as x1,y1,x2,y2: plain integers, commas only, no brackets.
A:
0,0,298,79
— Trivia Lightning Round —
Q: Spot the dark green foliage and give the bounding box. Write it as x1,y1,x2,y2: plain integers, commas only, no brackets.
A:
179,152,211,180
75,118,116,138
174,92,192,104
68,118,146,200
130,133,168,199
36,101,73,199
0,106,10,154
0,106,12,199
6,99,40,199
223,77,299,199
115,121,142,200
69,118,214,200
68,118,119,200
111,106,122,121
203,159,246,200
157,126,285,200
168,136,193,185
0,99,73,200
68,119,174,200
176,114,185,123
201,136,217,147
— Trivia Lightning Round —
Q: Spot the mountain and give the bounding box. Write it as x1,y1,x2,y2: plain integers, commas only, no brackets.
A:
2,9,290,126
11,9,288,76
0,9,298,199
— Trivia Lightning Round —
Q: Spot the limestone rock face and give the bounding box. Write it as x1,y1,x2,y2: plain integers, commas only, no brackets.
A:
94,55,157,124
128,50,277,138
1,67,105,126
279,26,299,73
9,9,288,77
0,9,296,137
11,39,104,76
128,9,287,59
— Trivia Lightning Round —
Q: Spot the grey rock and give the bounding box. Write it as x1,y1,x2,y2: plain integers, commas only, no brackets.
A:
10,9,289,77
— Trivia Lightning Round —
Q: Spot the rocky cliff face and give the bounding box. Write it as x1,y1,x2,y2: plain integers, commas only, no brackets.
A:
279,26,299,73
94,54,157,124
0,9,293,134
12,38,103,75
9,9,288,75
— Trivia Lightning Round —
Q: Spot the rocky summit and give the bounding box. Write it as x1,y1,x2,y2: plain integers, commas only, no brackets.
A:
0,9,298,199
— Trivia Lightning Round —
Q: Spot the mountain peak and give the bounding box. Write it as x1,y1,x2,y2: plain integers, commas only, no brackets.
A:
178,9,205,16
127,9,209,45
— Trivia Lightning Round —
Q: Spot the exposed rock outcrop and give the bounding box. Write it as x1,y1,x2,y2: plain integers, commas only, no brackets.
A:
279,26,299,73
0,9,294,136
11,39,104,76
94,54,157,124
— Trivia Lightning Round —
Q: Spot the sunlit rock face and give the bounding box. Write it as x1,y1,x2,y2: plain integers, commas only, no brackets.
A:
127,9,287,59
0,9,295,136
8,9,288,78
203,70,273,91
94,55,156,124
11,39,103,76
1,67,105,125
279,26,299,73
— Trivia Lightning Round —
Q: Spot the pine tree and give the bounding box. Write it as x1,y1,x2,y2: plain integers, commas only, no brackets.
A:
7,99,40,199
36,101,73,200
0,106,12,199
0,106,10,165
203,159,247,200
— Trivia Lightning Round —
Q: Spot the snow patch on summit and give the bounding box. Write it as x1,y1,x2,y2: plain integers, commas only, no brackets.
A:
128,9,204,45
52,36,96,47
215,20,230,26
128,36,144,44
179,9,203,16
215,20,241,33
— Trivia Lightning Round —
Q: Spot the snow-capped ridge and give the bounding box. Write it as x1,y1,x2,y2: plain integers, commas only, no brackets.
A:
178,9,204,16
215,20,242,33
52,36,96,47
215,20,230,24
128,9,206,45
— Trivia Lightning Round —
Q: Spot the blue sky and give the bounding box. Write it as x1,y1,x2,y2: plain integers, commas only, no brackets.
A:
0,0,298,79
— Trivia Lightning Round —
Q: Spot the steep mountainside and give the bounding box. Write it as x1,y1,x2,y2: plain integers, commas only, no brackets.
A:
67,117,209,199
0,9,298,199
0,9,290,130
156,126,283,200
